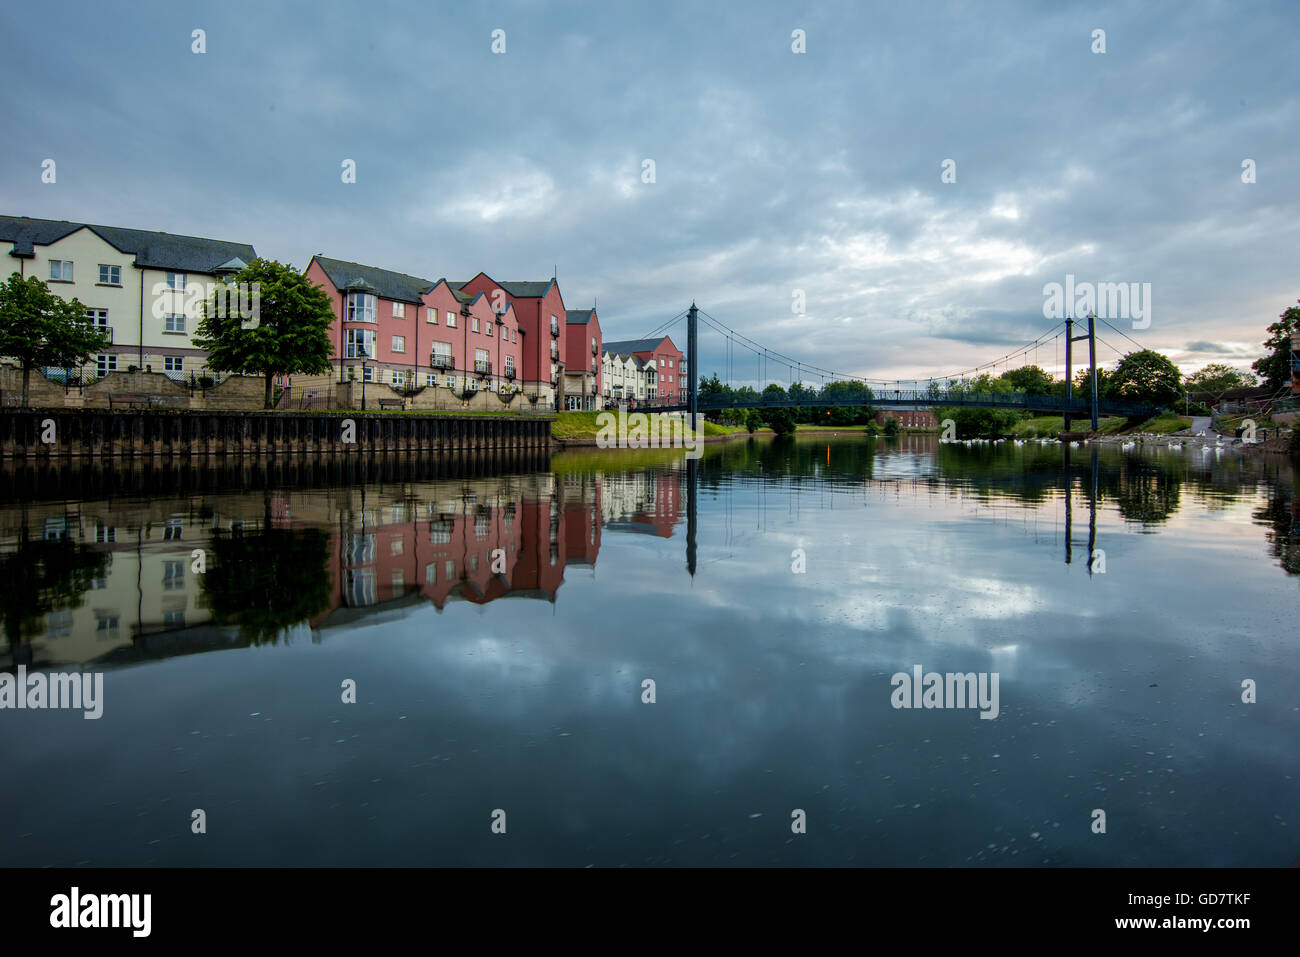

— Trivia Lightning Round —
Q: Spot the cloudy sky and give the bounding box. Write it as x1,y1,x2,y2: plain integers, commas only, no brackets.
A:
2,0,1296,386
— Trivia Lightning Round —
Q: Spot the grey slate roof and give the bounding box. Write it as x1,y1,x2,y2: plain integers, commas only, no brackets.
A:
313,255,439,304
451,278,556,299
603,337,675,355
0,216,83,255
0,215,257,272
566,308,596,325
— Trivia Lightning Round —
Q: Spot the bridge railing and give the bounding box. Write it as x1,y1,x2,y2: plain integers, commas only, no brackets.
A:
688,388,1154,417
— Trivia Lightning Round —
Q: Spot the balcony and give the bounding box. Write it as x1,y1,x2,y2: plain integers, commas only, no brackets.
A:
504,366,516,380
591,341,598,355
475,360,491,375
550,343,559,360
590,359,597,373
430,354,453,369
550,321,559,337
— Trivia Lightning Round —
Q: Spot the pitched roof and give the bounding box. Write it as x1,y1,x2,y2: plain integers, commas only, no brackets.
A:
566,308,596,325
452,277,556,299
0,216,83,255
603,337,676,355
1,215,256,272
312,255,438,304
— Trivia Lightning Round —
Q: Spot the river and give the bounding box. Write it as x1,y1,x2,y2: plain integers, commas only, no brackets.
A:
1,435,1296,865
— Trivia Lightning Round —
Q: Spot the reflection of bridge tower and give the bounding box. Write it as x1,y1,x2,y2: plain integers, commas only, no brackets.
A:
1062,443,1101,572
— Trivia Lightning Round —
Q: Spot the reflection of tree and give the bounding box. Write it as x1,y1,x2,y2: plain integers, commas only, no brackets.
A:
198,527,332,644
0,533,108,647
1109,461,1182,526
1253,475,1300,578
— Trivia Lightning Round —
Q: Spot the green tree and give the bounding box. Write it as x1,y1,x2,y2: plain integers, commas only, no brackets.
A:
765,407,796,435
1109,349,1182,406
762,382,788,403
883,416,899,436
745,408,760,433
193,258,335,409
1003,365,1055,395
1252,302,1299,391
0,272,107,405
1185,363,1258,393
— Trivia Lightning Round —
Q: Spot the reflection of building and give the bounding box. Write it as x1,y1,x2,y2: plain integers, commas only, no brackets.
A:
4,505,216,667
0,468,685,668
599,469,682,538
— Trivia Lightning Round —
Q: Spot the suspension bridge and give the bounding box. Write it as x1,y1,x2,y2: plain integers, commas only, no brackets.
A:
640,304,1160,426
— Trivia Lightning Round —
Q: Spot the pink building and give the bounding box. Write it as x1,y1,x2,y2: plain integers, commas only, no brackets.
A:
563,307,602,410
306,256,521,396
456,274,568,407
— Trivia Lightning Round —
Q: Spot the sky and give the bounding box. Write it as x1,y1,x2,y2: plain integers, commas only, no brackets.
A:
2,0,1297,388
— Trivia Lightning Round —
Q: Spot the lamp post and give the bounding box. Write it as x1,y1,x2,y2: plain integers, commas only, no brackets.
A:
358,343,369,411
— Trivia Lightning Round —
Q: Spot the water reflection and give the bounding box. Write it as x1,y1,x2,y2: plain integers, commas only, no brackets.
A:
0,437,1295,670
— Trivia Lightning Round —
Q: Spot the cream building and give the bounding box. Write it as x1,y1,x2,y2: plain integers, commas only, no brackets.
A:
601,351,653,404
0,215,256,384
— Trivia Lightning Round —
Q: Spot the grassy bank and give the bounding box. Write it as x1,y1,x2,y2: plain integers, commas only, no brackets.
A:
551,410,745,441
1010,416,1128,438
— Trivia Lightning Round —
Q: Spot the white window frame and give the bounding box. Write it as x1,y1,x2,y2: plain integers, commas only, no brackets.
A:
346,291,377,323
392,301,406,319
98,264,121,285
164,355,183,372
392,335,405,354
96,354,117,375
446,311,456,327
165,313,186,333
50,260,73,281
345,328,377,359
166,271,186,291
86,308,108,331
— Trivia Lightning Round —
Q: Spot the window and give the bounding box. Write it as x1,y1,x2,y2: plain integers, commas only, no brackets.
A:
163,518,183,540
164,356,183,372
392,569,404,591
504,355,515,375
165,313,186,333
485,320,492,336
86,308,108,332
472,316,479,333
392,301,405,319
445,560,455,580
96,354,117,375
362,366,374,382
345,534,376,564
446,311,456,327
95,523,116,543
669,359,674,368
97,264,121,285
346,291,376,322
511,328,516,342
475,348,489,374
163,610,186,629
49,260,73,281
425,563,436,584
392,335,405,354
166,271,186,290
447,376,456,391
345,328,376,358
97,616,120,632
163,560,185,590
431,342,452,369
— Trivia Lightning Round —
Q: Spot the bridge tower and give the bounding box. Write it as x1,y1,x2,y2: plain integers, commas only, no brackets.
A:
687,302,698,427
1063,315,1100,432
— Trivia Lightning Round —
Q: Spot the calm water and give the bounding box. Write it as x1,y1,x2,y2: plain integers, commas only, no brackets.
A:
1,436,1297,866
